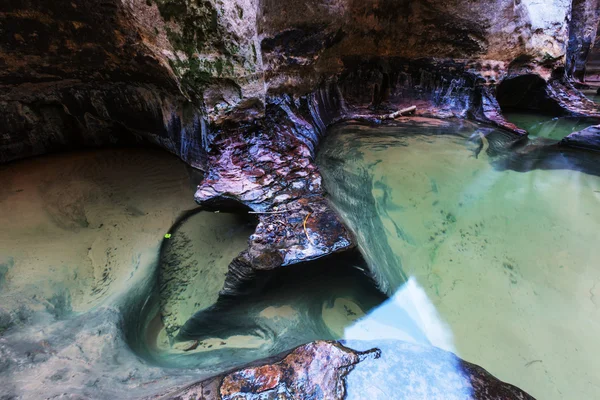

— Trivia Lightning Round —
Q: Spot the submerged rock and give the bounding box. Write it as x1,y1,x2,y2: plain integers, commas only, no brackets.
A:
194,98,354,273
560,124,600,151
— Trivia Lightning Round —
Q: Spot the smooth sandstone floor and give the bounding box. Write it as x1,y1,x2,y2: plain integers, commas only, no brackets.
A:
0,148,198,316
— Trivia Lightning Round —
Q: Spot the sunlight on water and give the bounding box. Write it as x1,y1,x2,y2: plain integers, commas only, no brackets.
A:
344,277,455,353
318,120,600,400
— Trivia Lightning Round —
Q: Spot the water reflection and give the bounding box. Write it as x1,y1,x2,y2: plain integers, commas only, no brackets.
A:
344,277,455,353
504,111,598,140
317,119,600,400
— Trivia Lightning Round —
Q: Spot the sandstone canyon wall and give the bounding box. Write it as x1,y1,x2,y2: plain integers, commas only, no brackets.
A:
2,0,600,163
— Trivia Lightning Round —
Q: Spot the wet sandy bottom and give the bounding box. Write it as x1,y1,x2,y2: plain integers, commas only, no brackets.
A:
0,148,206,399
0,147,388,398
318,120,600,400
157,210,257,340
0,148,197,317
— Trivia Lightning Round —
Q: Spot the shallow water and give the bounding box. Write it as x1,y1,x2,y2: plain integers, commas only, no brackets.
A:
504,111,597,140
0,147,387,397
0,148,198,316
0,148,205,398
317,120,600,400
142,209,386,370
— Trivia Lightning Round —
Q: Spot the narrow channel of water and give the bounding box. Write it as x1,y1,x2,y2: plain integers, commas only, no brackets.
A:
317,119,600,400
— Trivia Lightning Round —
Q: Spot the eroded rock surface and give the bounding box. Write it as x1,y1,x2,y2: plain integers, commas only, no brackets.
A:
3,0,600,164
195,97,352,270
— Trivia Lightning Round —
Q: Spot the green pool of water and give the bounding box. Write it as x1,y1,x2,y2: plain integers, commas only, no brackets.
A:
504,111,597,140
317,119,600,400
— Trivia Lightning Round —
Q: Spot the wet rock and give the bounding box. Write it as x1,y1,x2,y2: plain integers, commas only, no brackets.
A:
586,23,600,82
560,124,600,151
162,341,362,400
161,340,535,400
566,0,600,82
3,0,600,167
220,341,358,399
0,81,207,166
195,95,353,271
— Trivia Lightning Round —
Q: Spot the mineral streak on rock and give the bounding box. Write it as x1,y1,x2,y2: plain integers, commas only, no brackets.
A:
195,93,353,272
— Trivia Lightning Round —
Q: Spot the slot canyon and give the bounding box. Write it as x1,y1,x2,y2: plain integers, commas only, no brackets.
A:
1,1,600,399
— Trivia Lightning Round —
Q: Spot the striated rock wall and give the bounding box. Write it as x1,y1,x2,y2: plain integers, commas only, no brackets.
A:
0,0,206,165
567,0,600,82
585,15,600,81
2,0,599,164
258,0,574,91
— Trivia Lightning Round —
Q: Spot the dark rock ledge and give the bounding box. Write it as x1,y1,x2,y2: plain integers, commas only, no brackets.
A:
195,59,600,293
